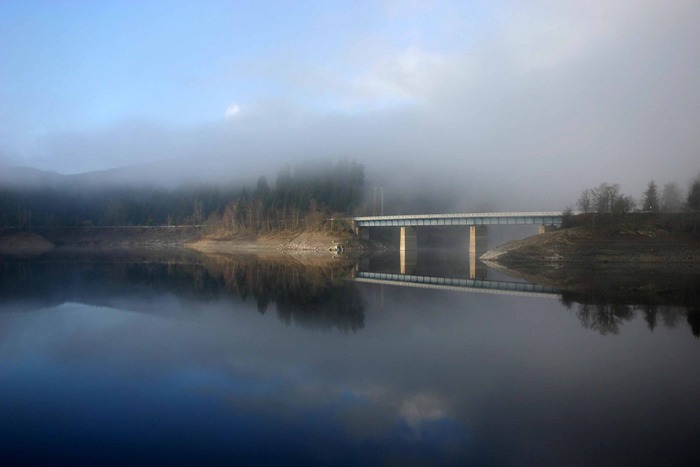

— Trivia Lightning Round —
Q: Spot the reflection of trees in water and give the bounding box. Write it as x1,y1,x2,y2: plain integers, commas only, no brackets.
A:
561,289,700,337
1,256,230,311
203,256,364,333
274,285,364,332
574,303,634,335
688,310,700,337
0,254,364,333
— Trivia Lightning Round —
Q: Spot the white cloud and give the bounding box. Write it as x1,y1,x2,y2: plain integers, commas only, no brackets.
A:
224,103,242,120
343,45,453,110
398,392,448,433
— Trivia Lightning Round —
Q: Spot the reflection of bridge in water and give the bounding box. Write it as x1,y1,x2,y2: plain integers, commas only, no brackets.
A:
351,211,570,298
354,271,561,299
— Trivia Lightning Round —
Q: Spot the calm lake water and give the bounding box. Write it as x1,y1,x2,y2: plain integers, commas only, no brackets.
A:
1,248,699,466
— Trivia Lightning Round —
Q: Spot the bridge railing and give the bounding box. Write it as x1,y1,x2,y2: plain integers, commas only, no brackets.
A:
354,271,560,298
353,211,566,221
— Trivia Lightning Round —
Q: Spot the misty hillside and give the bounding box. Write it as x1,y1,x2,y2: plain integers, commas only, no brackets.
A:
0,157,263,191
0,160,367,229
0,166,71,189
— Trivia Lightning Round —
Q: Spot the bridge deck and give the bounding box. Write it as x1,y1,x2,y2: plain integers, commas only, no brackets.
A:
353,211,565,227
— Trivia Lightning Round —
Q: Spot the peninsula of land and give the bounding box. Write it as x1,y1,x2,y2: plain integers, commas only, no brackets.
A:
481,213,700,268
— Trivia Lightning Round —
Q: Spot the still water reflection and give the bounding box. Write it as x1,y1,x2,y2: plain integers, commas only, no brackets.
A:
1,249,699,466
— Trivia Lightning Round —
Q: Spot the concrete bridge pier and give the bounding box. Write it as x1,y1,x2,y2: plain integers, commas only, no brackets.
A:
469,253,487,280
469,226,487,254
468,226,488,280
538,225,557,234
400,249,417,275
400,226,417,252
356,226,370,241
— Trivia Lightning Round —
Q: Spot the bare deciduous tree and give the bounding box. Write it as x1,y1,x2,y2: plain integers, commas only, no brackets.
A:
577,188,592,213
592,183,621,214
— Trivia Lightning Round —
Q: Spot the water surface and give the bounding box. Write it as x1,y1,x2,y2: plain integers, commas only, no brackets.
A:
1,249,699,466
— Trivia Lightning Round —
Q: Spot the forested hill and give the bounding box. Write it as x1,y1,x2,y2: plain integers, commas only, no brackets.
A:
0,160,364,231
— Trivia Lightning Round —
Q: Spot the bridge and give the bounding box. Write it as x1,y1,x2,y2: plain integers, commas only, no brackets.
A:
353,211,564,227
352,211,566,253
354,271,560,299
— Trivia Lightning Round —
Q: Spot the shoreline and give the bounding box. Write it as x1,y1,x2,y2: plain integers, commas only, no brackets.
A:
186,230,359,255
0,226,366,258
481,225,700,267
5,214,699,268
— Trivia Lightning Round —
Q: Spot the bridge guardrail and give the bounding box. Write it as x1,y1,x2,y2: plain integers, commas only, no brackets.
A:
353,211,568,221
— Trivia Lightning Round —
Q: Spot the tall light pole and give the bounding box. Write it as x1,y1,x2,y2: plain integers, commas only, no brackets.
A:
373,187,384,215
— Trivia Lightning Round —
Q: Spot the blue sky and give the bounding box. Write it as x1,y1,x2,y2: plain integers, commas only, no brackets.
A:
2,1,474,133
2,1,700,205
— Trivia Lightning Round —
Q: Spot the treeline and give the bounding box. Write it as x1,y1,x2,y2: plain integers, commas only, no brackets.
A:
220,159,364,232
0,159,365,231
575,177,700,216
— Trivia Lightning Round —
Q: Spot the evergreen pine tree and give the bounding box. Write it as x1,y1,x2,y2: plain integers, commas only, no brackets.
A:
642,181,659,212
688,180,700,210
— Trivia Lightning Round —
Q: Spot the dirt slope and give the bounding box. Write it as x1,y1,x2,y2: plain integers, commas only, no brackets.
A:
481,225,700,268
